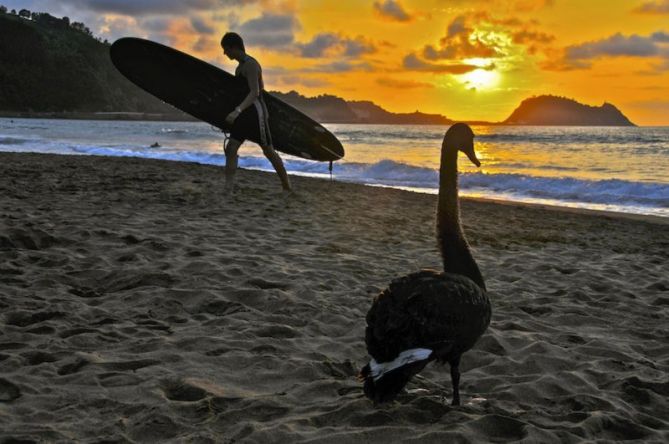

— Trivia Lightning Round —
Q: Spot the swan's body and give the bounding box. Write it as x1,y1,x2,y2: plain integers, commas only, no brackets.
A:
360,123,491,405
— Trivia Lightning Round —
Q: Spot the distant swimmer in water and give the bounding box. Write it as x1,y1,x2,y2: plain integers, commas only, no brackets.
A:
220,32,292,193
150,142,161,148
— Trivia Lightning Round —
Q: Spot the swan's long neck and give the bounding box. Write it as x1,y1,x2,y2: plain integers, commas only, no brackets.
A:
437,144,486,290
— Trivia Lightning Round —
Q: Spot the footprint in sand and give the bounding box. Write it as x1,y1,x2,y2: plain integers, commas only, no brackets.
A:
20,351,58,366
0,378,21,402
57,357,90,376
161,379,209,402
4,310,64,327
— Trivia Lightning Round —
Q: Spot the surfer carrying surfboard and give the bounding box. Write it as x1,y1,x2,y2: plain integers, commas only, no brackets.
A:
221,32,292,192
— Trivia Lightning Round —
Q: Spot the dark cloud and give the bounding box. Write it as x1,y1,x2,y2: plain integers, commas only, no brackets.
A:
542,31,669,71
235,12,299,48
343,37,377,57
566,33,662,60
296,33,376,58
304,61,374,73
652,31,669,42
71,0,219,16
0,0,247,44
373,0,412,22
191,17,215,35
448,16,467,37
403,54,479,74
511,29,554,45
3,0,260,17
297,33,339,57
634,0,669,14
141,17,172,33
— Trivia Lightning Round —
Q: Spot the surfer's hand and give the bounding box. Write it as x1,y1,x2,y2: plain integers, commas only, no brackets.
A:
225,109,241,125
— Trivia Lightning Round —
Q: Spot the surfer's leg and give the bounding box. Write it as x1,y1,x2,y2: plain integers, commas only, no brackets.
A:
224,138,242,191
262,145,292,191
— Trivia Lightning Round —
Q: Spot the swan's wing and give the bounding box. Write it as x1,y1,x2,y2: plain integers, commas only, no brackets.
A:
365,270,488,363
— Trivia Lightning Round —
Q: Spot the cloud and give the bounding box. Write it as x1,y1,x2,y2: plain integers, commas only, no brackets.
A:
511,29,554,45
191,16,215,35
420,15,501,61
192,35,211,52
373,0,413,22
140,17,172,33
66,0,222,16
652,31,669,42
634,0,669,14
235,12,299,48
448,15,468,37
402,54,480,74
541,31,669,71
511,28,555,54
296,33,338,57
304,61,374,73
376,77,432,89
566,33,660,59
296,33,376,58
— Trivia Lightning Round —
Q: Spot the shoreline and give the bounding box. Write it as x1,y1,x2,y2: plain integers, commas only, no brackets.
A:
462,195,669,225
363,183,669,224
2,148,665,222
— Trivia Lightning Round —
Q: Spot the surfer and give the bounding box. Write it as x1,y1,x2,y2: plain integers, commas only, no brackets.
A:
221,32,292,192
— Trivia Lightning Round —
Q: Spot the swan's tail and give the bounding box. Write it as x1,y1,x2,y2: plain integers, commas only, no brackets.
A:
358,348,433,404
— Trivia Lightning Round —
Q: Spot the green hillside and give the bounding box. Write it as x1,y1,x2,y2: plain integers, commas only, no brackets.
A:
0,9,176,114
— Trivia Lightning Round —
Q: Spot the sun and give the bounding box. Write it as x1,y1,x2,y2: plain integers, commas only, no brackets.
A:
457,58,500,90
459,68,500,90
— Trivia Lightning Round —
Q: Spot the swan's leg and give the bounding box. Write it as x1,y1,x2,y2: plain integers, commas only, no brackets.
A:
449,355,461,406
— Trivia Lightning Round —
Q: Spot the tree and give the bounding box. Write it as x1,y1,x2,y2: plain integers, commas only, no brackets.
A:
62,16,69,26
0,6,7,14
71,21,92,35
10,9,16,15
18,9,30,19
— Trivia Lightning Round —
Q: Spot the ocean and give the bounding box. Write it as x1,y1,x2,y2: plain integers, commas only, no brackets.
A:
1,118,667,217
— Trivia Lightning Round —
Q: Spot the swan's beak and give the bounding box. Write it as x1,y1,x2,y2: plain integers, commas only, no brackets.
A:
466,150,481,167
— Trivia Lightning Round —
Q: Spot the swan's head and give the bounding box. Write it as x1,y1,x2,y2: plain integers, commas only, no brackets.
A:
443,123,480,167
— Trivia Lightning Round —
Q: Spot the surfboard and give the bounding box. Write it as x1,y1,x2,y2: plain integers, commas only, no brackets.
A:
109,37,344,162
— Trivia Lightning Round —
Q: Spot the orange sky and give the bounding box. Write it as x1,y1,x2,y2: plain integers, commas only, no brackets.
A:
25,0,669,124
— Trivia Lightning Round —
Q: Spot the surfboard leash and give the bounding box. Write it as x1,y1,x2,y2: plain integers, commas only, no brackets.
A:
212,124,231,153
329,160,333,181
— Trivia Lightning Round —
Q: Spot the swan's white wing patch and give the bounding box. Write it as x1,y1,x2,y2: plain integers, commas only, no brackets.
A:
368,348,433,381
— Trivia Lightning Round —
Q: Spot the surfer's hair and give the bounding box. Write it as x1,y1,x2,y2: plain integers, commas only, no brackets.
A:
221,32,245,51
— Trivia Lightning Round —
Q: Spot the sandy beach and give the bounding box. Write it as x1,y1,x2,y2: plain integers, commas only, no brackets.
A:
1,152,667,443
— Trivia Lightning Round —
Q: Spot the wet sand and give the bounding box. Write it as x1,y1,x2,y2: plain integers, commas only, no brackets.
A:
1,152,667,442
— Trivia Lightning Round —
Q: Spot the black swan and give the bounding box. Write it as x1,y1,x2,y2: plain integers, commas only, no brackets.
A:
359,123,491,406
